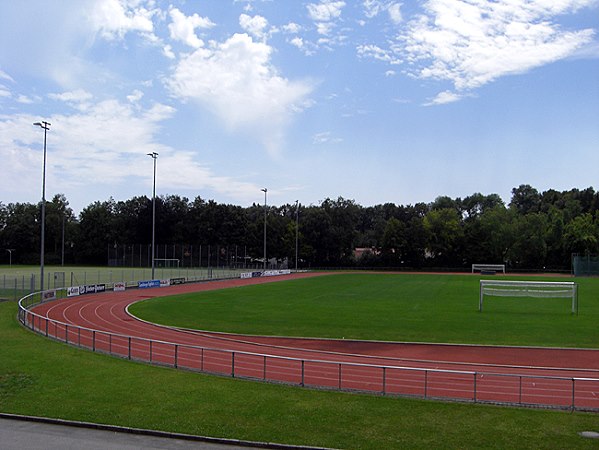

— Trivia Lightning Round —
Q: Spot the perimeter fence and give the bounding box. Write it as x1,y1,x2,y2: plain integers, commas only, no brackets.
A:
17,288,599,412
0,267,245,301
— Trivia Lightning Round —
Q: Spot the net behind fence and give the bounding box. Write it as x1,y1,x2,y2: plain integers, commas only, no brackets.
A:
572,254,599,276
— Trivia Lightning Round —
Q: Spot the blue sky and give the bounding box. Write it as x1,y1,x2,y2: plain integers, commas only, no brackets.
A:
1,0,598,214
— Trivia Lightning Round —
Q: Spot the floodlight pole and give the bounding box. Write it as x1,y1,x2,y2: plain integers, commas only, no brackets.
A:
147,152,158,280
295,200,299,271
261,188,267,271
33,121,50,292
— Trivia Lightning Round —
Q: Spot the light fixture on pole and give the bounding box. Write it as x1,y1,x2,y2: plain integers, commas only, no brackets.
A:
295,200,299,272
147,152,158,280
33,121,50,292
261,188,267,271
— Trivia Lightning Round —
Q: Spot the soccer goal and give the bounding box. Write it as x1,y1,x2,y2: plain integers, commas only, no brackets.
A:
472,263,505,274
154,258,180,268
479,280,578,314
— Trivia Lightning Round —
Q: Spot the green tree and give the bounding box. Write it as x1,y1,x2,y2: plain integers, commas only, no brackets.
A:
564,213,599,255
423,208,463,266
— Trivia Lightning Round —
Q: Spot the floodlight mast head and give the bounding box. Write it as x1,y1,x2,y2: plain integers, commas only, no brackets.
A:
34,121,51,130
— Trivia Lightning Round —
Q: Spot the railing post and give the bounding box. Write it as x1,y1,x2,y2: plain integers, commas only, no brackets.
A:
338,363,342,390
201,348,204,372
78,327,81,347
572,378,576,411
174,344,178,368
424,370,428,398
519,376,522,405
301,360,305,386
92,330,96,352
65,324,68,344
128,337,132,360
109,334,112,354
149,340,152,363
473,373,477,403
382,367,386,395
263,355,266,380
232,352,235,378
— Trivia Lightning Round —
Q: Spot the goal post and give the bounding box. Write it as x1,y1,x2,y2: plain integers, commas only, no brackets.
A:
479,280,578,314
472,263,505,274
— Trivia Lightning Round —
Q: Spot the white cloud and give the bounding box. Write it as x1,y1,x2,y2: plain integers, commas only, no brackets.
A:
127,89,144,103
0,97,262,208
357,44,395,63
0,69,14,82
168,7,214,49
90,0,157,40
313,131,343,144
425,90,462,106
239,14,269,40
283,22,302,34
388,3,402,24
167,33,315,156
49,89,94,104
362,1,402,23
307,1,346,22
398,0,596,97
16,95,35,104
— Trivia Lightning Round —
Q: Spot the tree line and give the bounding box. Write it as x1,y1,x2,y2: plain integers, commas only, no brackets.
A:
1,184,598,271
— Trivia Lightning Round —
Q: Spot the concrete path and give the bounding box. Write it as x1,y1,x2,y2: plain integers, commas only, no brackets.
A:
0,417,299,450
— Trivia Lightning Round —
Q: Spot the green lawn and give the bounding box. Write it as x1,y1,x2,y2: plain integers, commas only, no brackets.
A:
129,273,599,348
2,300,599,449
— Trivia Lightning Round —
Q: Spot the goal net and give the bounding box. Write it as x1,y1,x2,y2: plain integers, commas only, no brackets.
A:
472,263,505,274
479,280,578,314
154,258,180,268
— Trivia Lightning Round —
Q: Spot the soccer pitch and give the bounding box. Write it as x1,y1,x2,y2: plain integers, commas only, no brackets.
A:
130,273,599,348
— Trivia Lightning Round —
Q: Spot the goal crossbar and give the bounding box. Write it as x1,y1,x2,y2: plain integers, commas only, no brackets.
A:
479,280,578,314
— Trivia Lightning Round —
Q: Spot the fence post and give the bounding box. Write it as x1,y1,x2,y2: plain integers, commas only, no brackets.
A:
572,379,576,411
424,370,428,398
92,330,96,352
128,337,132,360
149,340,152,363
263,355,266,380
301,360,305,386
338,363,342,390
473,373,477,403
231,352,235,378
174,344,178,368
65,324,68,344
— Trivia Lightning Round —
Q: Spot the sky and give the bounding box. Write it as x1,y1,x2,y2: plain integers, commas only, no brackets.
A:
1,0,598,214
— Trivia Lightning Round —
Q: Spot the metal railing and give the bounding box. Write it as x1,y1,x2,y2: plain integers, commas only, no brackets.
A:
17,289,599,412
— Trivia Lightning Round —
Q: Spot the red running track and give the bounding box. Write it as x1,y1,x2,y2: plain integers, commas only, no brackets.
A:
26,273,599,410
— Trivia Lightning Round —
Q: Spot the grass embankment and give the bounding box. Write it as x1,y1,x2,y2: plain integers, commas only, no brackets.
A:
1,301,599,448
130,273,599,348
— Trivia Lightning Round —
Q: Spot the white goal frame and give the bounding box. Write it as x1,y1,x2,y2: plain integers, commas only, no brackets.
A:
479,280,578,314
472,263,505,274
153,258,180,268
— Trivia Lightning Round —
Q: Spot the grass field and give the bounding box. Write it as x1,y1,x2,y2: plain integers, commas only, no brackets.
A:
129,273,599,348
2,300,599,449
